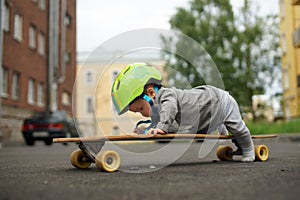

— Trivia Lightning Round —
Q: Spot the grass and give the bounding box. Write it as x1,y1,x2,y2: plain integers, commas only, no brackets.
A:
245,119,300,135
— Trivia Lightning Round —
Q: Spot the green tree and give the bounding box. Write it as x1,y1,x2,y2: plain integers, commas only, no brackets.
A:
163,0,236,89
232,0,281,120
163,0,281,120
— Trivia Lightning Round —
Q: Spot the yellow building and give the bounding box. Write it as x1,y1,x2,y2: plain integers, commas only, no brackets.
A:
76,50,166,137
279,0,300,120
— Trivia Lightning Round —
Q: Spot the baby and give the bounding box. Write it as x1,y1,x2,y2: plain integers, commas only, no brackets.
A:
111,63,255,162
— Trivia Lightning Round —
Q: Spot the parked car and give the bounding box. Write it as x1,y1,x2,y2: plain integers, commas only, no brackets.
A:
22,110,78,146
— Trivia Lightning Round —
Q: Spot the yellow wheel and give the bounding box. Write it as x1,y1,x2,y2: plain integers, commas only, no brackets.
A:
70,149,91,169
255,145,269,161
216,146,233,161
95,151,120,173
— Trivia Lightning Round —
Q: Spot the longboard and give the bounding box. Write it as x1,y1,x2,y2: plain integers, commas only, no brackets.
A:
53,134,278,172
54,133,277,143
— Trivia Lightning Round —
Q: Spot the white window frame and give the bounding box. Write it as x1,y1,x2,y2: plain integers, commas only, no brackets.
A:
1,67,9,97
37,83,44,107
27,78,35,105
14,14,23,41
38,32,45,55
4,4,10,32
29,25,36,49
12,72,20,100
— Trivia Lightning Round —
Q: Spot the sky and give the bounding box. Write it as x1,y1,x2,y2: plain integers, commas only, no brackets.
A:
76,0,280,52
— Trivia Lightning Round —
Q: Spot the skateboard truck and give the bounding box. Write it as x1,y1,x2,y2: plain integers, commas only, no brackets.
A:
78,141,105,163
69,140,121,172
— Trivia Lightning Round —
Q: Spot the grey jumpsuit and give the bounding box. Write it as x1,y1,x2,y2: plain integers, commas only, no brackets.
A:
151,85,254,152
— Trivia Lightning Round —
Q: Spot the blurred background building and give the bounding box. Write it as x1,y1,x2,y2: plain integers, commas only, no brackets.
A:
76,50,166,137
0,0,76,141
279,0,300,120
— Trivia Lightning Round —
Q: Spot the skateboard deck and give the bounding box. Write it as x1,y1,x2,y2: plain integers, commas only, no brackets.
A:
53,134,278,172
53,133,277,143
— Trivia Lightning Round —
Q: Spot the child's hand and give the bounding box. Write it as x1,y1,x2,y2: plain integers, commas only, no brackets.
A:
146,128,166,135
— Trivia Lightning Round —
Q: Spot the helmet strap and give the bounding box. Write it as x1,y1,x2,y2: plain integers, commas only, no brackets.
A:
143,94,154,107
142,86,159,107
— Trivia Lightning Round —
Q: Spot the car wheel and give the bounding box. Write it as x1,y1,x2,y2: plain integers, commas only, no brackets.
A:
25,138,35,146
44,139,53,146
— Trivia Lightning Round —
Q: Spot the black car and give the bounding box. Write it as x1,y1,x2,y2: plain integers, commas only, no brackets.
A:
22,110,78,146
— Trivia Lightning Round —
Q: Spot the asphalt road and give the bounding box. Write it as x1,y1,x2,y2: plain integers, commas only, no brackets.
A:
0,135,300,200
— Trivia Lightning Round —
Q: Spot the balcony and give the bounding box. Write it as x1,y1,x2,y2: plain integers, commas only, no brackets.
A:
292,0,300,5
293,27,300,48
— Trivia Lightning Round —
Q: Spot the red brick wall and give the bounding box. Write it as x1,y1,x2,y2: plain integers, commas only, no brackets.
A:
2,0,48,111
2,0,76,114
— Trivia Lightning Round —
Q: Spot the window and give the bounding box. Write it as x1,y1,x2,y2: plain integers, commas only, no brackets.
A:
64,51,71,64
37,83,44,107
39,0,46,11
111,70,120,83
4,4,10,32
38,32,45,55
64,13,71,27
86,97,93,113
29,25,36,49
62,91,71,106
14,14,23,41
85,71,93,85
27,78,35,105
281,33,287,55
1,67,8,97
283,69,289,90
279,0,285,19
111,70,120,113
12,72,20,100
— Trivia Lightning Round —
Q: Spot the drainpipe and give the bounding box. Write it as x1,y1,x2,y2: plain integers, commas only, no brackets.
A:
48,0,59,112
58,0,66,84
0,0,4,142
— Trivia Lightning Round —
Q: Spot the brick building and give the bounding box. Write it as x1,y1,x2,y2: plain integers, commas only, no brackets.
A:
0,0,76,141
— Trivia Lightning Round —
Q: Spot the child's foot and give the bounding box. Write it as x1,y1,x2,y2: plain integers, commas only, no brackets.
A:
241,150,255,162
241,155,255,162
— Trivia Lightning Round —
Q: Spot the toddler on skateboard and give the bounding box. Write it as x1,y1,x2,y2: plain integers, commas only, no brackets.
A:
111,63,255,162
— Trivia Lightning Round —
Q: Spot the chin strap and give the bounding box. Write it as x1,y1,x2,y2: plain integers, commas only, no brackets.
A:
137,86,159,134
135,120,152,134
142,86,158,107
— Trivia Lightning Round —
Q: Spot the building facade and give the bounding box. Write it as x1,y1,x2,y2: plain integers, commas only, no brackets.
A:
279,0,300,120
76,50,166,137
0,0,76,141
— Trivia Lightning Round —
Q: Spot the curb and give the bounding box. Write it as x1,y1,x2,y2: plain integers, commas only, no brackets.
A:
277,134,300,142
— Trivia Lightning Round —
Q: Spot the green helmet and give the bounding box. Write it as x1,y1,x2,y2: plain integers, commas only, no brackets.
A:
111,63,162,115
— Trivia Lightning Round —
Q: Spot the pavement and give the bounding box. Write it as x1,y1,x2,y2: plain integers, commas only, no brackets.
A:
0,133,299,200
